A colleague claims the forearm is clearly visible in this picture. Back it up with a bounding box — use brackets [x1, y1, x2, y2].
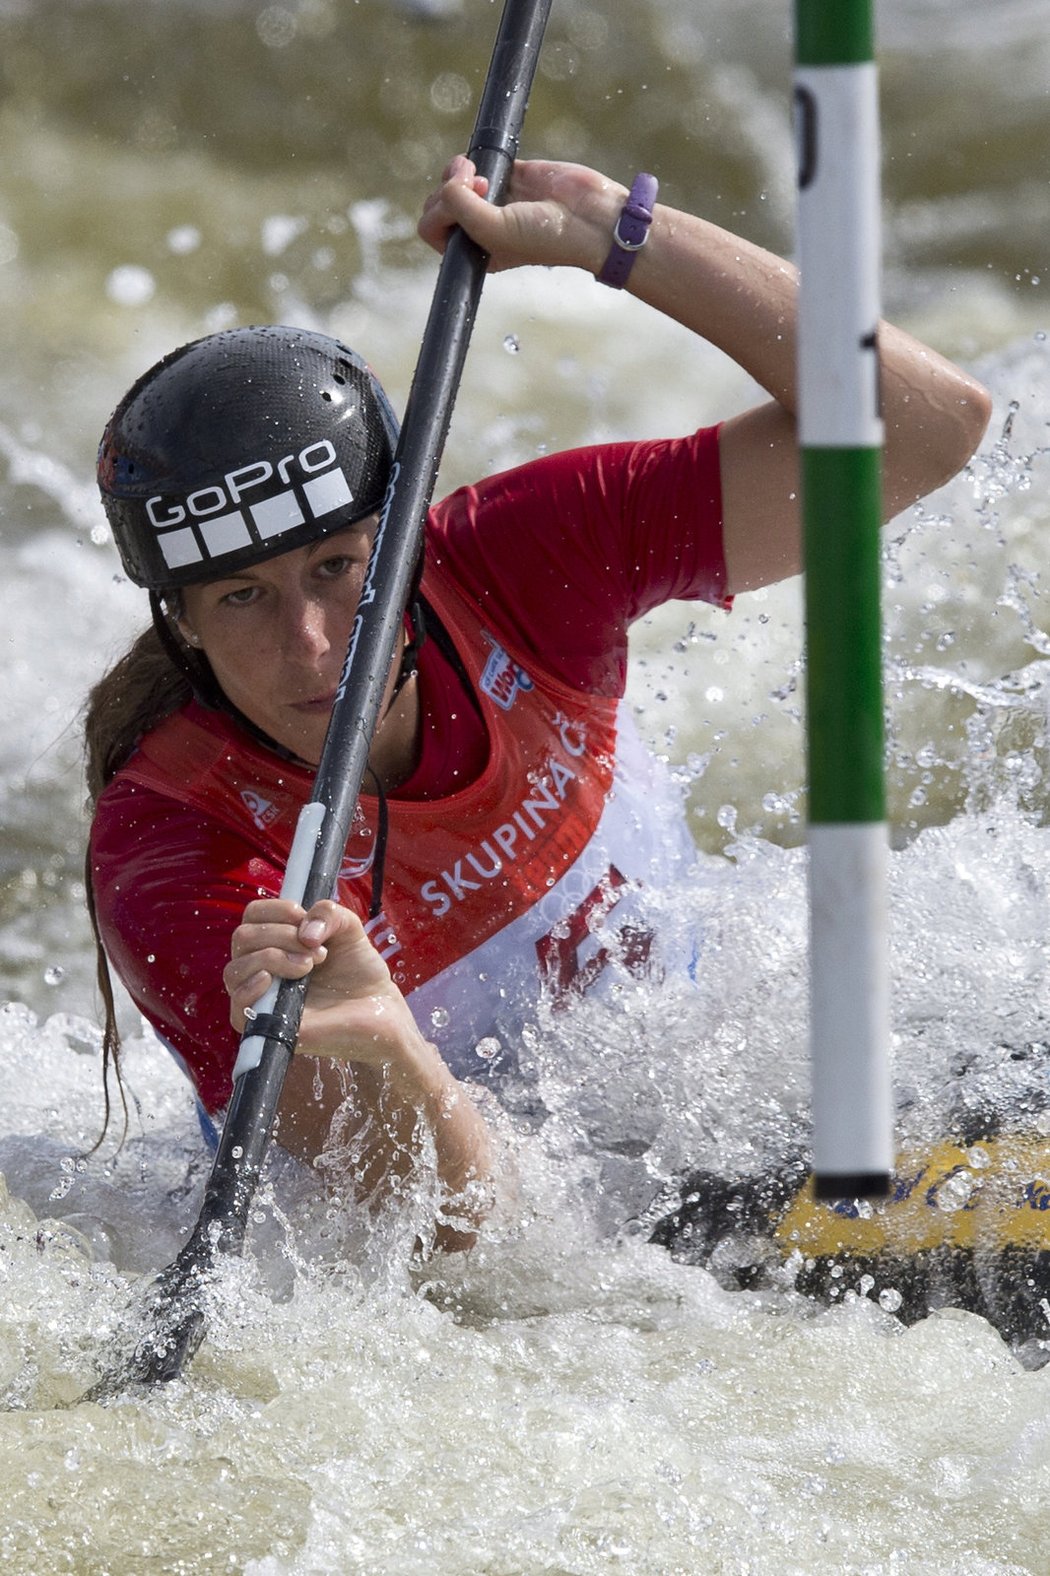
[232, 898, 496, 1251]
[424, 157, 991, 571]
[277, 1015, 495, 1252]
[578, 182, 801, 409]
[383, 1039, 496, 1249]
[539, 170, 990, 593]
[578, 181, 990, 508]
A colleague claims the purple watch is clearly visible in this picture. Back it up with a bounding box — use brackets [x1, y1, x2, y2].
[597, 173, 659, 289]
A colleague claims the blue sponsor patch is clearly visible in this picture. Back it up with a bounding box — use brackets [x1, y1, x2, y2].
[480, 634, 534, 711]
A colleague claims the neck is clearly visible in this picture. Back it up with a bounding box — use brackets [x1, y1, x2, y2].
[367, 670, 422, 793]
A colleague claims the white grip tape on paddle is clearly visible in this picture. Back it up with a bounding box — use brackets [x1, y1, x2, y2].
[796, 63, 883, 448]
[808, 822, 893, 1176]
[233, 800, 327, 1080]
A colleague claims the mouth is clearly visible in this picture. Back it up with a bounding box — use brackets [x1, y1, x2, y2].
[289, 690, 337, 715]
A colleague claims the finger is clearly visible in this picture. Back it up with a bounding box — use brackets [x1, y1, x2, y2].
[226, 966, 274, 1032]
[225, 964, 271, 1004]
[230, 920, 312, 960]
[418, 164, 493, 249]
[298, 899, 365, 948]
[240, 898, 307, 928]
[224, 944, 320, 995]
[441, 152, 476, 183]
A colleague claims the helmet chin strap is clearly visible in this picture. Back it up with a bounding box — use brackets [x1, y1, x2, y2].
[390, 597, 427, 704]
[149, 592, 225, 710]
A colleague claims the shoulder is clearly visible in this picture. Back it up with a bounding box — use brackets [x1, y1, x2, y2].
[430, 429, 720, 533]
[422, 428, 727, 689]
[91, 775, 278, 916]
[89, 703, 287, 920]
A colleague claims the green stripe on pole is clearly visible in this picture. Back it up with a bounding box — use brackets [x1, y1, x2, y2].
[803, 445, 885, 824]
[795, 0, 874, 66]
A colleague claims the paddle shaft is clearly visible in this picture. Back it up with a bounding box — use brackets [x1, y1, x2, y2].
[139, 0, 554, 1381]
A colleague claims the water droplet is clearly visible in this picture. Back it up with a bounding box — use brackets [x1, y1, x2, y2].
[502, 334, 520, 355]
[879, 1287, 903, 1313]
[105, 264, 156, 307]
[166, 225, 201, 255]
[430, 1007, 450, 1030]
[475, 1037, 501, 1061]
[934, 1169, 976, 1211]
[43, 965, 64, 987]
[256, 4, 297, 47]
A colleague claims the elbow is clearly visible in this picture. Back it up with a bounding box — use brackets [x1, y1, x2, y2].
[883, 369, 993, 514]
[951, 374, 994, 471]
[921, 370, 994, 490]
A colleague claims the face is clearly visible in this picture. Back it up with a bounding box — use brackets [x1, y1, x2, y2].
[178, 519, 400, 766]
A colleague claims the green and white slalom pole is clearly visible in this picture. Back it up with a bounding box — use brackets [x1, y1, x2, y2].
[794, 0, 892, 1199]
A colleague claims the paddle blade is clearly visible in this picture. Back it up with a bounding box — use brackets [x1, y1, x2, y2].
[81, 1239, 214, 1400]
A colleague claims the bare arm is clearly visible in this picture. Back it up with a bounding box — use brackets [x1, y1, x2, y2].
[225, 898, 495, 1252]
[418, 157, 992, 595]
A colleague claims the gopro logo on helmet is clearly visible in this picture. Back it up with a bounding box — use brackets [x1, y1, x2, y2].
[147, 439, 355, 573]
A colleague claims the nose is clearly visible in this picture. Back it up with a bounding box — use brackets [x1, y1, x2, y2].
[280, 591, 331, 661]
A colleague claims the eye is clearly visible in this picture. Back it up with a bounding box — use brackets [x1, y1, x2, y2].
[316, 553, 356, 579]
[219, 584, 260, 608]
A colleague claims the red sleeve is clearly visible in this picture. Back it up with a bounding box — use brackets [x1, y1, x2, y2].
[427, 425, 727, 695]
[90, 779, 284, 1114]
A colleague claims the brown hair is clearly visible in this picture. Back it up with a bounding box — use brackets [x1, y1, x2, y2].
[83, 619, 192, 1143]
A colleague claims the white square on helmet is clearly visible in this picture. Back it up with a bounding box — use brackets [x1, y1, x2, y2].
[303, 466, 353, 520]
[251, 490, 304, 540]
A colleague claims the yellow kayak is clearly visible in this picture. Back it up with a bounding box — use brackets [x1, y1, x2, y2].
[651, 1134, 1050, 1360]
[777, 1135, 1050, 1256]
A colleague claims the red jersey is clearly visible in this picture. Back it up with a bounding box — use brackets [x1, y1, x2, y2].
[90, 430, 727, 1113]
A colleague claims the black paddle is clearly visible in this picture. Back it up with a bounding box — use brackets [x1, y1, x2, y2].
[87, 0, 554, 1396]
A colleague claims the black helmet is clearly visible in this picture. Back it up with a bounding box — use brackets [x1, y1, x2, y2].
[97, 325, 399, 591]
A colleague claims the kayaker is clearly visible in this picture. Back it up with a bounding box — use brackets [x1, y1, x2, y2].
[84, 156, 992, 1249]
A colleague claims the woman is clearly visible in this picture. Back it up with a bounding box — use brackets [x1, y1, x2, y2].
[85, 156, 991, 1251]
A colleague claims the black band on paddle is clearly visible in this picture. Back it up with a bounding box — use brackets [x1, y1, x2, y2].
[812, 1171, 891, 1201]
[241, 1012, 299, 1055]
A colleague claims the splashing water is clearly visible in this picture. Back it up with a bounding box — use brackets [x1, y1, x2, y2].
[1, 0, 1050, 1565]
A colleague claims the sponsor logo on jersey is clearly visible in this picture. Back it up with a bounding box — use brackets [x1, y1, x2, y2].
[240, 788, 281, 829]
[535, 864, 654, 1005]
[479, 633, 534, 711]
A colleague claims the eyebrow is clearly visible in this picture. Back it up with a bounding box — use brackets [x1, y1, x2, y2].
[205, 570, 261, 589]
[306, 523, 373, 557]
[201, 525, 374, 592]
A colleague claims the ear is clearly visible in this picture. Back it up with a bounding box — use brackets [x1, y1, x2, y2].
[174, 616, 202, 649]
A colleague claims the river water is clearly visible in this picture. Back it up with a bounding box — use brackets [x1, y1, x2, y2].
[2, 0, 1050, 1570]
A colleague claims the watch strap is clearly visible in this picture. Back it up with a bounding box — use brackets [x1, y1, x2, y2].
[597, 173, 659, 289]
